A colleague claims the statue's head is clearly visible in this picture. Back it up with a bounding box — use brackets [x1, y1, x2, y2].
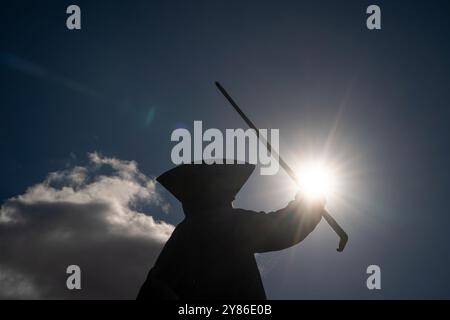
[156, 160, 255, 217]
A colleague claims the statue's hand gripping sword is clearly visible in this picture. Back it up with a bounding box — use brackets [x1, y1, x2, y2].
[215, 81, 348, 252]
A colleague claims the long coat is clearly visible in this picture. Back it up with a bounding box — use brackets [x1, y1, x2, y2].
[137, 200, 318, 300]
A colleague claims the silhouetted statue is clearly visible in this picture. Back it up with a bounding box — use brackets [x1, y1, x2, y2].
[137, 162, 324, 300]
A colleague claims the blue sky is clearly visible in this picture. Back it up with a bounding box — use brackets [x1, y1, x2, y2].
[1, 0, 450, 298]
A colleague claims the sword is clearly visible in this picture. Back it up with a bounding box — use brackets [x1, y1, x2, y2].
[215, 81, 348, 252]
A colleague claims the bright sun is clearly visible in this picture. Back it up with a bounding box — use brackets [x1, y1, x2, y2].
[296, 162, 336, 199]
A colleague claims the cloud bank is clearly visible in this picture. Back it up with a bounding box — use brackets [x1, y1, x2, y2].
[0, 153, 174, 299]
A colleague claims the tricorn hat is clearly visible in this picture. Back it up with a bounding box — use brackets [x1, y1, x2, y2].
[157, 161, 255, 204]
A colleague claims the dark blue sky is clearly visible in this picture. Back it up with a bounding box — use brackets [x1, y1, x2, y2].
[1, 0, 450, 298]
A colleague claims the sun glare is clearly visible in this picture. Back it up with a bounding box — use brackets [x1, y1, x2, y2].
[296, 162, 336, 200]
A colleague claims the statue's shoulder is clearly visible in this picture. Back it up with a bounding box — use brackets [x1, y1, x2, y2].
[232, 208, 265, 216]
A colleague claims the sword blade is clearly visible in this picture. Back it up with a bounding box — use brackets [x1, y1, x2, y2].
[215, 81, 348, 252]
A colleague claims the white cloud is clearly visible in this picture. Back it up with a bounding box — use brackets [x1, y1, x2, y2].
[0, 152, 174, 299]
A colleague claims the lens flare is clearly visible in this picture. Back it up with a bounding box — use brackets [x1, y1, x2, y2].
[296, 162, 335, 199]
